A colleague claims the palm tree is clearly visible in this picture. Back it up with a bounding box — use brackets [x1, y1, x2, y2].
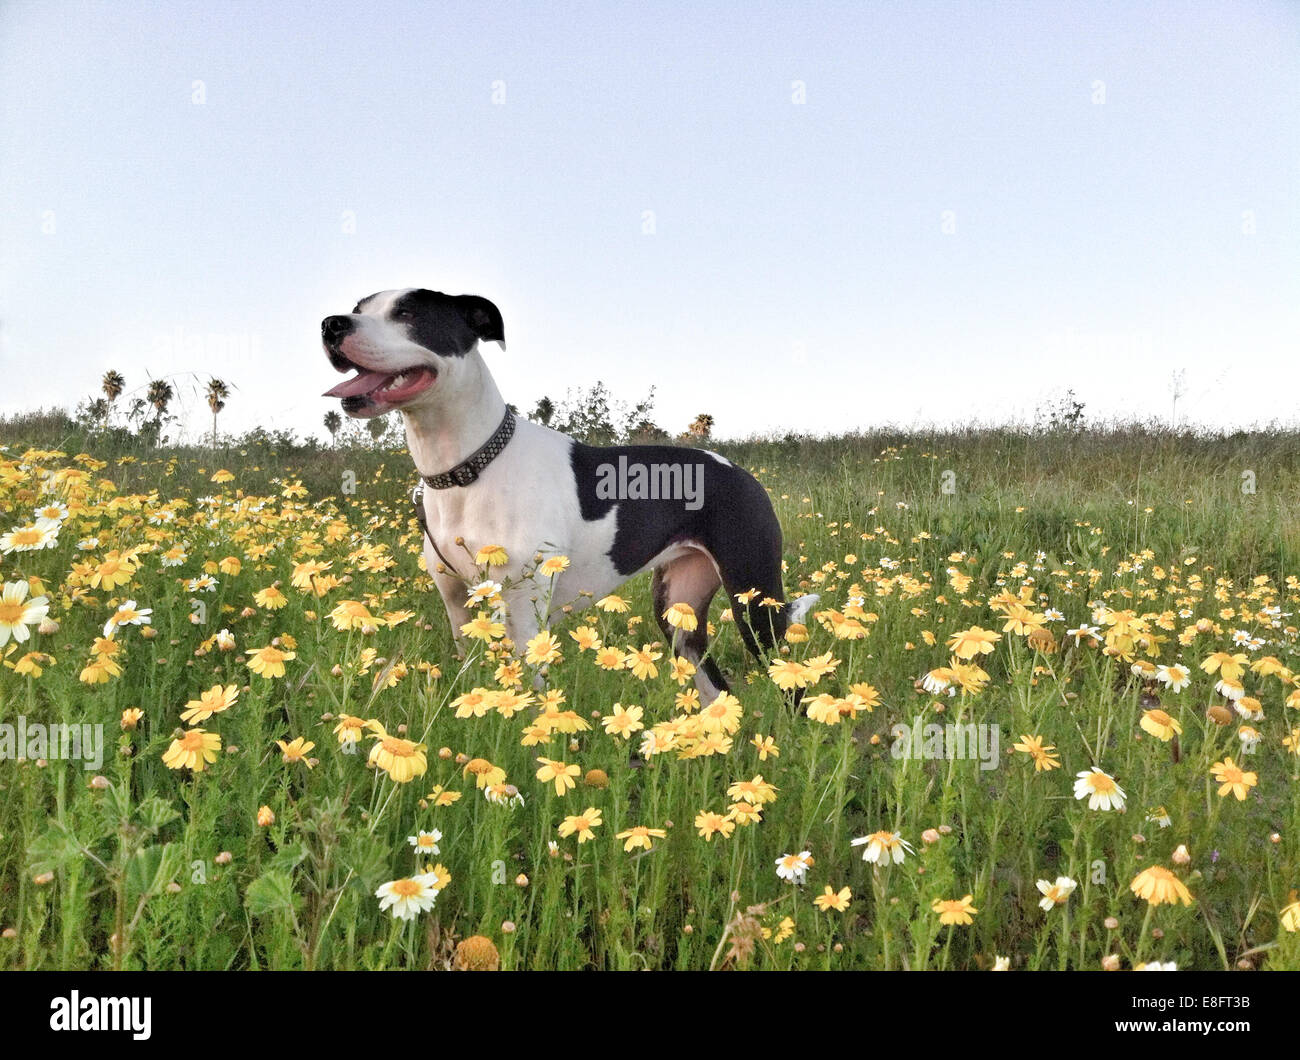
[101, 370, 124, 430]
[688, 413, 714, 440]
[530, 396, 555, 426]
[323, 410, 342, 446]
[145, 378, 174, 444]
[206, 378, 230, 447]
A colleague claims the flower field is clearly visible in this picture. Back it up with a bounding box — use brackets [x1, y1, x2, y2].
[3, 426, 1300, 971]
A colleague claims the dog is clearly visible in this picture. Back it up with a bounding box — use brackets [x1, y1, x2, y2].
[321, 288, 817, 701]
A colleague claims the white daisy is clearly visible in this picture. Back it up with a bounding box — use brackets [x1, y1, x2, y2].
[774, 851, 814, 884]
[850, 830, 915, 865]
[103, 599, 153, 638]
[0, 580, 50, 647]
[1036, 876, 1077, 912]
[1073, 768, 1126, 812]
[406, 829, 443, 855]
[1155, 664, 1190, 692]
[374, 872, 440, 920]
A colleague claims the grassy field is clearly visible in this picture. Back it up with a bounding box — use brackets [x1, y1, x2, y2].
[2, 417, 1300, 970]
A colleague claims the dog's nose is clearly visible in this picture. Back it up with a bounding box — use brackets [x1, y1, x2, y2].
[321, 315, 353, 343]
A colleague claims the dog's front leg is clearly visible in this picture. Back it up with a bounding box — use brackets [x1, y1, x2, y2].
[430, 567, 472, 662]
[503, 593, 545, 690]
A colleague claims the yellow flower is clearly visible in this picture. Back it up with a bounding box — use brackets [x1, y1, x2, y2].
[538, 555, 570, 577]
[694, 810, 735, 841]
[162, 728, 222, 773]
[525, 631, 562, 666]
[727, 775, 778, 805]
[329, 599, 383, 632]
[615, 825, 667, 852]
[89, 552, 137, 591]
[1129, 865, 1194, 907]
[452, 688, 494, 719]
[1210, 757, 1257, 801]
[254, 585, 288, 610]
[246, 644, 295, 679]
[79, 655, 122, 684]
[475, 544, 509, 567]
[624, 643, 662, 680]
[120, 707, 144, 730]
[569, 626, 602, 651]
[333, 714, 367, 745]
[366, 725, 428, 783]
[595, 594, 630, 613]
[461, 612, 505, 642]
[1201, 651, 1248, 682]
[946, 626, 1000, 660]
[276, 736, 315, 767]
[257, 805, 275, 827]
[602, 703, 644, 739]
[180, 684, 238, 724]
[768, 659, 809, 690]
[535, 757, 580, 796]
[662, 602, 698, 632]
[593, 645, 626, 670]
[814, 886, 852, 912]
[558, 807, 602, 842]
[1280, 893, 1300, 934]
[699, 691, 743, 735]
[427, 784, 463, 808]
[1139, 709, 1182, 742]
[932, 894, 979, 925]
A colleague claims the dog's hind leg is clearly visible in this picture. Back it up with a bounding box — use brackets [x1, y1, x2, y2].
[651, 550, 727, 702]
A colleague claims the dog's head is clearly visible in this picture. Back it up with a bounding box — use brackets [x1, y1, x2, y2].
[320, 289, 505, 418]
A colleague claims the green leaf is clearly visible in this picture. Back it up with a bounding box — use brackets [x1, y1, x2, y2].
[267, 842, 307, 875]
[126, 842, 182, 896]
[245, 870, 296, 917]
[136, 795, 181, 835]
[27, 822, 84, 875]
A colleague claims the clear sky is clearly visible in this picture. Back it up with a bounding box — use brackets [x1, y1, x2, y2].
[1, 0, 1296, 443]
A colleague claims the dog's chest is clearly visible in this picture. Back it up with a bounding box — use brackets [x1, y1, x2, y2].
[418, 437, 624, 600]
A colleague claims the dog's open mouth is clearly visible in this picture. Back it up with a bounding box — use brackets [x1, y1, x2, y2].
[323, 364, 437, 410]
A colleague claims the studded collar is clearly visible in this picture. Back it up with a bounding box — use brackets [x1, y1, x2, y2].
[421, 408, 515, 490]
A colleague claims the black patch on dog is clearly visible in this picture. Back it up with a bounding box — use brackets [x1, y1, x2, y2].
[391, 290, 505, 357]
[568, 442, 789, 657]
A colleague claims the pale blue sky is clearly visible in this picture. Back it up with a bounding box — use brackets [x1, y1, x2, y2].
[1, 0, 1296, 442]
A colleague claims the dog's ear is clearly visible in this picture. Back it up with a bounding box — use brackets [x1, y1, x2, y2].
[453, 295, 505, 348]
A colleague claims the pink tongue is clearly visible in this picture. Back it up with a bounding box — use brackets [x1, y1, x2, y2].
[323, 370, 391, 398]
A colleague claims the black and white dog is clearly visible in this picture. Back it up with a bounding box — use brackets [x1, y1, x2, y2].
[321, 289, 816, 701]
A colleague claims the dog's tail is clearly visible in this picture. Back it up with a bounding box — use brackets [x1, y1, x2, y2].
[788, 592, 820, 626]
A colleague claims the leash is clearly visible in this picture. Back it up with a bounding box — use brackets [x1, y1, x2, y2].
[411, 408, 517, 578]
